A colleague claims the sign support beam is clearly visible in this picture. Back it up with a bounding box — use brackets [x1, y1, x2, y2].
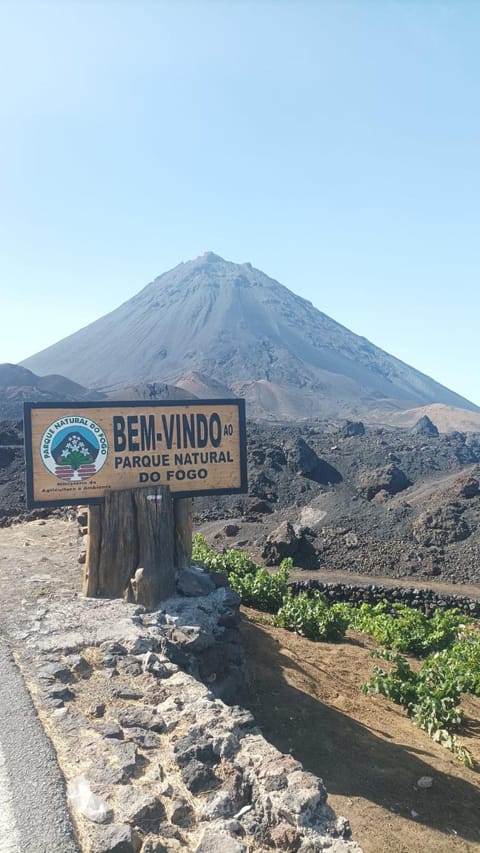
[173, 497, 193, 569]
[83, 486, 177, 608]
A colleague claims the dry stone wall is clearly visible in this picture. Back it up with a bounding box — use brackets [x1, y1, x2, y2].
[288, 580, 480, 618]
[13, 565, 362, 853]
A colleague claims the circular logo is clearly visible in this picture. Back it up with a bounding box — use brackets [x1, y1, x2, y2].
[41, 417, 108, 483]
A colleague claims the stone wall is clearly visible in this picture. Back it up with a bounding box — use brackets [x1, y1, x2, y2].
[13, 564, 362, 853]
[288, 580, 480, 618]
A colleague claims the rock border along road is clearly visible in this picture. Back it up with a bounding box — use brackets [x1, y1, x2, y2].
[0, 639, 78, 853]
[0, 517, 362, 852]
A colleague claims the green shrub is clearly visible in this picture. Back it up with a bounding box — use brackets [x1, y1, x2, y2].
[191, 535, 480, 763]
[437, 631, 480, 695]
[230, 563, 290, 613]
[192, 534, 290, 612]
[363, 633, 480, 767]
[345, 600, 466, 656]
[273, 591, 349, 641]
[192, 533, 258, 576]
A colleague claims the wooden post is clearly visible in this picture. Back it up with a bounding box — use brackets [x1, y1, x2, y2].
[173, 497, 193, 568]
[83, 486, 176, 608]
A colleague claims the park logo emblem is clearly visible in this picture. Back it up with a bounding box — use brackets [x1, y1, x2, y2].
[40, 417, 108, 482]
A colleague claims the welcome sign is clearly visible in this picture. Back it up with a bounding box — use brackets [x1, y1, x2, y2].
[24, 399, 247, 508]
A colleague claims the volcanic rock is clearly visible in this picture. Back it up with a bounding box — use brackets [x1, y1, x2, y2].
[357, 465, 411, 501]
[340, 420, 365, 438]
[263, 521, 300, 564]
[286, 438, 342, 484]
[454, 473, 480, 499]
[412, 415, 439, 437]
[413, 504, 471, 547]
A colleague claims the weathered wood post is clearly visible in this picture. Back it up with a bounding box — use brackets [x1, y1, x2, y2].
[83, 486, 177, 607]
[173, 497, 193, 568]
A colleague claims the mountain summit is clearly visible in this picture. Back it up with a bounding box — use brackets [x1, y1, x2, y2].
[21, 254, 478, 419]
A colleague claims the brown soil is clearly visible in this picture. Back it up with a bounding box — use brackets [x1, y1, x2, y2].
[241, 608, 480, 853]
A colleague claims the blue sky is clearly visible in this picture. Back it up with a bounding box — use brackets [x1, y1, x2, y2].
[1, 1, 479, 405]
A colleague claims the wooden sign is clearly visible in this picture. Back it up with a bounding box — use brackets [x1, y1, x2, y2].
[24, 399, 247, 508]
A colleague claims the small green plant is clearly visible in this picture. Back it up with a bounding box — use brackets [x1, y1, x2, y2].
[192, 534, 290, 611]
[230, 562, 291, 613]
[192, 533, 258, 576]
[363, 634, 480, 767]
[31, 586, 50, 599]
[435, 631, 480, 695]
[344, 600, 466, 656]
[273, 590, 349, 641]
[192, 535, 479, 764]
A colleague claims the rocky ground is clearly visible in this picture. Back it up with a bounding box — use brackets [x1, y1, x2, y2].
[0, 420, 27, 521]
[2, 417, 480, 585]
[195, 418, 480, 586]
[1, 517, 479, 852]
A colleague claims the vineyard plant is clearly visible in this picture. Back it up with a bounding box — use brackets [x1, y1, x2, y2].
[192, 535, 480, 764]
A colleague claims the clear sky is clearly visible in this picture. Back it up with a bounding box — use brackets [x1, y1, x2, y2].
[1, 0, 479, 405]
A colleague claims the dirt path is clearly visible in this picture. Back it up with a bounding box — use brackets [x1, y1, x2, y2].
[241, 609, 480, 853]
[389, 466, 478, 509]
[0, 518, 79, 634]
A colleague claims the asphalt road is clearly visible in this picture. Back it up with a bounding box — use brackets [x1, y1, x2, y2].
[0, 639, 78, 853]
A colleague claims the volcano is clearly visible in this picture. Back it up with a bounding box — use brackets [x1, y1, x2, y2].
[21, 253, 479, 420]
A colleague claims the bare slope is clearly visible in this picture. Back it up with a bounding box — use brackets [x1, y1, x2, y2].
[21, 253, 478, 418]
[0, 363, 105, 419]
[381, 404, 480, 434]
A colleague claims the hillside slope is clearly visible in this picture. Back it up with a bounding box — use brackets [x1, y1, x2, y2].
[0, 363, 105, 419]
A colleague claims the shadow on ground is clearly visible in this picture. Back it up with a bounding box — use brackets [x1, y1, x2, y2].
[240, 618, 480, 846]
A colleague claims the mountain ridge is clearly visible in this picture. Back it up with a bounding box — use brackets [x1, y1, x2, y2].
[0, 363, 106, 419]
